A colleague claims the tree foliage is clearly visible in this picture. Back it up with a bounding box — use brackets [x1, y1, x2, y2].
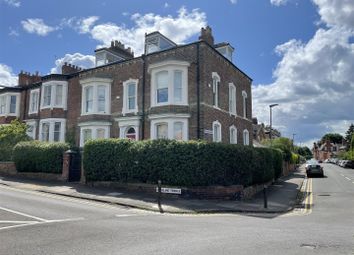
[0, 119, 30, 161]
[262, 137, 293, 162]
[320, 133, 343, 144]
[295, 146, 312, 160]
[345, 123, 354, 145]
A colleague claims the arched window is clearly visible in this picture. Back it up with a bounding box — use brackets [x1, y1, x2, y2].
[243, 129, 249, 145]
[125, 127, 137, 140]
[213, 120, 222, 142]
[230, 126, 237, 144]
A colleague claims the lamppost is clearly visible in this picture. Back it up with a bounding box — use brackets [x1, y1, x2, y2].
[269, 104, 279, 140]
[292, 133, 296, 149]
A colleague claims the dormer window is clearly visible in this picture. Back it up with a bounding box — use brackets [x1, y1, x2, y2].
[215, 43, 234, 62]
[95, 41, 134, 67]
[145, 32, 177, 54]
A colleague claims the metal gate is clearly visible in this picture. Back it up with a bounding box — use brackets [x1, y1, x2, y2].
[68, 151, 81, 182]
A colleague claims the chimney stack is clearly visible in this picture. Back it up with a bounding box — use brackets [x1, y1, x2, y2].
[18, 71, 41, 86]
[199, 26, 214, 46]
[62, 62, 83, 74]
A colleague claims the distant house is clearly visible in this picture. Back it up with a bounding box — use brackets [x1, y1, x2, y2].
[0, 26, 253, 147]
[312, 140, 346, 161]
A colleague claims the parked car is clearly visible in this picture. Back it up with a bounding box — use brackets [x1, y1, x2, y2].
[305, 159, 324, 177]
[342, 160, 354, 169]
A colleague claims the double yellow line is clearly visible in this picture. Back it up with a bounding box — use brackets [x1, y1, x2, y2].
[303, 178, 313, 214]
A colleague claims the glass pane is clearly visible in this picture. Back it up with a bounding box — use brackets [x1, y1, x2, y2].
[157, 88, 168, 103]
[156, 71, 168, 89]
[98, 86, 106, 112]
[55, 85, 63, 105]
[41, 123, 49, 141]
[9, 96, 16, 113]
[174, 71, 182, 102]
[213, 124, 220, 142]
[0, 96, 5, 114]
[83, 129, 92, 143]
[173, 122, 183, 140]
[97, 129, 105, 139]
[85, 87, 93, 113]
[156, 123, 168, 139]
[54, 122, 61, 141]
[44, 86, 51, 106]
[126, 127, 136, 140]
[31, 92, 38, 112]
[127, 83, 136, 110]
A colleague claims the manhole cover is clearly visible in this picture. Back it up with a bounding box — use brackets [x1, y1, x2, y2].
[318, 194, 330, 196]
[300, 244, 316, 249]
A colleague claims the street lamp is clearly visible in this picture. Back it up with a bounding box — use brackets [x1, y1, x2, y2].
[269, 104, 279, 140]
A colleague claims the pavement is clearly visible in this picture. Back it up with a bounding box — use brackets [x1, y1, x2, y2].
[0, 166, 306, 214]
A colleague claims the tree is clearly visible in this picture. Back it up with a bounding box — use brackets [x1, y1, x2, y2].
[0, 119, 31, 161]
[295, 146, 312, 160]
[345, 123, 354, 144]
[262, 137, 293, 162]
[320, 133, 343, 144]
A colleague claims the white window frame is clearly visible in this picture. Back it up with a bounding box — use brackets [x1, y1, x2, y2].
[212, 72, 220, 108]
[149, 114, 189, 141]
[25, 120, 37, 140]
[122, 79, 138, 115]
[148, 60, 190, 107]
[40, 81, 68, 110]
[38, 118, 66, 142]
[212, 120, 222, 142]
[80, 77, 112, 115]
[0, 93, 20, 117]
[230, 125, 237, 144]
[229, 83, 236, 115]
[29, 89, 40, 114]
[243, 129, 250, 145]
[78, 121, 111, 147]
[242, 90, 247, 118]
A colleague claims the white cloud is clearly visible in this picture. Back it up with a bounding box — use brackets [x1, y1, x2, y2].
[21, 18, 56, 36]
[50, 53, 95, 74]
[3, 0, 20, 7]
[230, 0, 237, 4]
[270, 0, 288, 6]
[313, 0, 354, 30]
[77, 16, 100, 34]
[253, 0, 354, 145]
[164, 2, 169, 8]
[0, 64, 18, 87]
[80, 7, 206, 56]
[8, 28, 19, 37]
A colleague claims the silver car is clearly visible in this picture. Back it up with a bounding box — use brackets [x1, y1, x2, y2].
[305, 159, 324, 177]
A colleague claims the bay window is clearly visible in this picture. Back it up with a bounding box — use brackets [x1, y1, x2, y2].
[39, 119, 66, 142]
[149, 61, 189, 107]
[41, 81, 67, 109]
[0, 93, 20, 117]
[80, 77, 112, 115]
[149, 114, 189, 141]
[29, 89, 39, 114]
[78, 122, 111, 147]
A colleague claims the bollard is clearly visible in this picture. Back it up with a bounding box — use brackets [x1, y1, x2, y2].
[263, 185, 268, 209]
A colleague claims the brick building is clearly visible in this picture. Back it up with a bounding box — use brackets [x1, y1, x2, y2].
[0, 26, 253, 147]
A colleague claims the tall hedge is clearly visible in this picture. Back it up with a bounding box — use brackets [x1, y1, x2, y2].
[13, 141, 70, 173]
[84, 139, 283, 187]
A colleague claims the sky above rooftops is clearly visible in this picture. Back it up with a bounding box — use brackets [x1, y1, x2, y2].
[0, 0, 353, 147]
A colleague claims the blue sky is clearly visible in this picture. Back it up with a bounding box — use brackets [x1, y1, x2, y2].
[1, 0, 353, 146]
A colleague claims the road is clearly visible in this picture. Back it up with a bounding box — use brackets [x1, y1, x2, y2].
[1, 164, 354, 255]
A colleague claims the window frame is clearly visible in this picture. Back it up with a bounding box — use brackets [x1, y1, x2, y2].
[40, 81, 68, 110]
[229, 83, 236, 115]
[242, 90, 248, 119]
[80, 78, 112, 116]
[122, 79, 139, 115]
[149, 114, 189, 141]
[212, 72, 220, 108]
[212, 120, 222, 142]
[78, 122, 111, 147]
[230, 125, 237, 144]
[29, 89, 40, 114]
[0, 93, 20, 117]
[25, 120, 37, 140]
[38, 118, 66, 142]
[243, 129, 250, 145]
[149, 61, 190, 107]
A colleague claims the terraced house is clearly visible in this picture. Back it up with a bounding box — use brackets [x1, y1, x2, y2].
[0, 26, 253, 147]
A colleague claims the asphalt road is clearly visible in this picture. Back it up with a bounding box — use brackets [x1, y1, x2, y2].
[1, 164, 354, 255]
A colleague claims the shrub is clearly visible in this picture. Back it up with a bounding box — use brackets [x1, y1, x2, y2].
[84, 139, 283, 187]
[0, 119, 30, 161]
[13, 141, 70, 173]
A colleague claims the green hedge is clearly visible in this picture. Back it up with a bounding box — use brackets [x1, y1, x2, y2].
[13, 141, 70, 173]
[84, 139, 283, 187]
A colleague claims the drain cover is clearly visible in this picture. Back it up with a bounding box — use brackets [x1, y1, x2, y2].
[318, 194, 330, 196]
[300, 244, 316, 249]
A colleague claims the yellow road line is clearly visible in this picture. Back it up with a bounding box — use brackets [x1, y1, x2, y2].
[304, 178, 313, 214]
